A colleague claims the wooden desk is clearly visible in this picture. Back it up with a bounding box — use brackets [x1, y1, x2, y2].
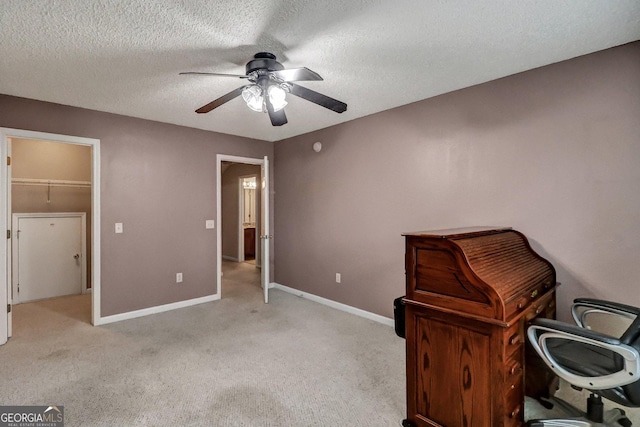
[402, 227, 557, 427]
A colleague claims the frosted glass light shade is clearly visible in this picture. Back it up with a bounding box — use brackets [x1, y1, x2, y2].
[242, 85, 263, 112]
[268, 85, 288, 112]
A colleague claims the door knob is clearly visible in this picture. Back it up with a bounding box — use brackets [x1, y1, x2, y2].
[73, 254, 80, 260]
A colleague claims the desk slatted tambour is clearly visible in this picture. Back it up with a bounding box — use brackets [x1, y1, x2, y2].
[402, 227, 558, 427]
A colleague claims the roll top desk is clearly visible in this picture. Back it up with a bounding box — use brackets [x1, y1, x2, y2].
[402, 227, 557, 427]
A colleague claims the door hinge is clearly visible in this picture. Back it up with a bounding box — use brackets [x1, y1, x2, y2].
[6, 156, 10, 166]
[7, 304, 10, 313]
[6, 230, 10, 239]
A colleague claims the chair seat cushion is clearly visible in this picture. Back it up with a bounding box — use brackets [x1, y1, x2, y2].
[547, 338, 640, 407]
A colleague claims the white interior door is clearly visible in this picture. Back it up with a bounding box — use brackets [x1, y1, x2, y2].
[261, 156, 270, 303]
[6, 141, 11, 338]
[14, 214, 84, 303]
[1, 138, 9, 345]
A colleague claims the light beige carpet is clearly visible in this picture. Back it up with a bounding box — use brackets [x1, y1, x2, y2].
[1, 261, 405, 426]
[2, 261, 638, 426]
[526, 383, 640, 425]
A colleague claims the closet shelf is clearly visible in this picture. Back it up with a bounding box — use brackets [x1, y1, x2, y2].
[11, 178, 91, 188]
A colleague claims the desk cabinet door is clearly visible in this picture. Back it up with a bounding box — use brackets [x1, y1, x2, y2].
[406, 307, 492, 427]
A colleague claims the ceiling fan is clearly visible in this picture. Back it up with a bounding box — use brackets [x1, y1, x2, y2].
[180, 52, 347, 126]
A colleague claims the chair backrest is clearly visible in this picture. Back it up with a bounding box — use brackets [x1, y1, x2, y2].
[621, 316, 640, 347]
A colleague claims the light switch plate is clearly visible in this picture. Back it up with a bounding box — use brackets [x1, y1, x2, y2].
[205, 220, 215, 229]
[115, 222, 123, 234]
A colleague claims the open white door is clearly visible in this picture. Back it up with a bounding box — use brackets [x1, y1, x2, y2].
[5, 140, 11, 340]
[261, 156, 270, 303]
[1, 135, 9, 345]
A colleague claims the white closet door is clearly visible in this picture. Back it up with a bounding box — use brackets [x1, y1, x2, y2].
[16, 216, 83, 303]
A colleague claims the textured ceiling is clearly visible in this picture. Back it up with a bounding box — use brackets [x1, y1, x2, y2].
[1, 1, 639, 142]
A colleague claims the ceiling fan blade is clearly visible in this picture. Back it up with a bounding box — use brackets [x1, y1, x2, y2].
[271, 67, 323, 82]
[288, 84, 347, 113]
[195, 86, 246, 114]
[265, 97, 288, 126]
[180, 72, 248, 79]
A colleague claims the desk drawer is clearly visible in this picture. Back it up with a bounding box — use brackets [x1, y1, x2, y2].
[505, 277, 554, 318]
[504, 403, 523, 427]
[505, 375, 524, 426]
[525, 292, 555, 323]
[505, 322, 523, 360]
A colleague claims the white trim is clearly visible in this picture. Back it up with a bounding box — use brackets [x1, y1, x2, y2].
[216, 154, 266, 300]
[95, 294, 220, 325]
[261, 156, 269, 303]
[272, 283, 395, 327]
[0, 132, 8, 345]
[0, 128, 100, 344]
[222, 255, 239, 262]
[238, 176, 244, 263]
[12, 212, 88, 302]
[1, 129, 100, 145]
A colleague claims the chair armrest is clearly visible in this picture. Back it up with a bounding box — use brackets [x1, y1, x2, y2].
[533, 318, 621, 345]
[572, 298, 640, 329]
[528, 318, 640, 390]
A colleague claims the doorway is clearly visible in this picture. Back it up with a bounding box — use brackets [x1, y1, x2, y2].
[1, 128, 101, 346]
[217, 155, 271, 303]
[239, 175, 258, 264]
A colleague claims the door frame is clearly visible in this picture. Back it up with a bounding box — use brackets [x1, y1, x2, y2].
[0, 128, 101, 346]
[12, 212, 88, 303]
[216, 155, 269, 298]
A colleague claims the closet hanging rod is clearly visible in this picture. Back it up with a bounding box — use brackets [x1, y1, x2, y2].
[11, 178, 92, 188]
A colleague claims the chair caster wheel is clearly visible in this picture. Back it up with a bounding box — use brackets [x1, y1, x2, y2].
[618, 417, 632, 427]
[538, 398, 554, 410]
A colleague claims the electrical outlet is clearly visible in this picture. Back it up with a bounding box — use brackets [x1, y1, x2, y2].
[115, 222, 123, 234]
[205, 220, 215, 229]
[176, 273, 183, 283]
[336, 273, 341, 283]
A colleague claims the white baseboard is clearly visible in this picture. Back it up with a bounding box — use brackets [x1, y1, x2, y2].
[95, 284, 393, 328]
[222, 255, 238, 262]
[272, 283, 394, 327]
[95, 293, 221, 325]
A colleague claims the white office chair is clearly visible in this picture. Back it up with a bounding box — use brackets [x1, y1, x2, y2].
[526, 298, 640, 426]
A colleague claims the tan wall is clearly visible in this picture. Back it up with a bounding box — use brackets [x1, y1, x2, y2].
[0, 95, 274, 317]
[221, 163, 261, 261]
[11, 138, 91, 180]
[274, 42, 640, 320]
[11, 138, 93, 288]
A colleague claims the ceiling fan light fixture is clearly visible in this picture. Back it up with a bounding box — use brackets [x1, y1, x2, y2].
[268, 84, 288, 112]
[183, 52, 347, 124]
[242, 84, 264, 112]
